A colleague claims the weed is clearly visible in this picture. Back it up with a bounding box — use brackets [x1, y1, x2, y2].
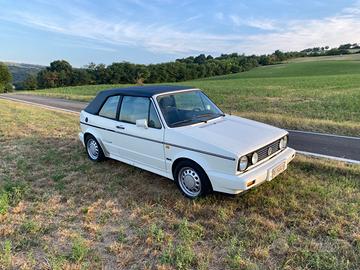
[2, 180, 28, 205]
[0, 240, 12, 268]
[70, 236, 89, 263]
[159, 241, 196, 270]
[0, 191, 9, 215]
[117, 225, 127, 243]
[20, 219, 42, 234]
[149, 224, 165, 244]
[226, 237, 246, 269]
[177, 219, 203, 242]
[47, 253, 66, 270]
[173, 243, 196, 270]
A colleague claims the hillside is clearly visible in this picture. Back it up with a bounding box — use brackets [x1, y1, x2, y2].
[203, 59, 360, 79]
[4, 62, 45, 85]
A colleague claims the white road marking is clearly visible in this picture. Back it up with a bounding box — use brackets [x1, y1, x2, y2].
[1, 95, 360, 164]
[287, 129, 360, 140]
[0, 95, 80, 114]
[297, 151, 360, 164]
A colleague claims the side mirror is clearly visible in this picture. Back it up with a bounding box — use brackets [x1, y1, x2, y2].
[136, 119, 148, 129]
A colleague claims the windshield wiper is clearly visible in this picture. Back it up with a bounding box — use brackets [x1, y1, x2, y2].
[193, 113, 214, 119]
[171, 113, 225, 127]
[170, 119, 195, 127]
[194, 113, 225, 120]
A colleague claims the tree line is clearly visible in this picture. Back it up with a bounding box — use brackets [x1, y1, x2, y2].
[18, 50, 299, 90]
[12, 43, 360, 90]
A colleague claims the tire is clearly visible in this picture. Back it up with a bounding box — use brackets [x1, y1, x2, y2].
[85, 135, 105, 162]
[174, 160, 212, 199]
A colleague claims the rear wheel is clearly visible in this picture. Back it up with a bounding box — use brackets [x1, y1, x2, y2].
[85, 135, 105, 162]
[174, 160, 212, 199]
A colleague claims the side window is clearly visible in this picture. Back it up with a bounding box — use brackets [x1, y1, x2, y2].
[119, 96, 149, 124]
[148, 102, 162, 129]
[98, 95, 120, 119]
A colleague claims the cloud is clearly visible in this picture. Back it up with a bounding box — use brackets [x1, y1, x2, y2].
[0, 1, 360, 57]
[229, 15, 277, 30]
[244, 8, 360, 53]
[184, 15, 203, 23]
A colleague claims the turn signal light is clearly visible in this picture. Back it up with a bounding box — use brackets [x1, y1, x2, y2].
[247, 180, 256, 187]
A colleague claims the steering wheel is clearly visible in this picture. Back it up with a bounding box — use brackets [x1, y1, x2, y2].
[193, 107, 202, 112]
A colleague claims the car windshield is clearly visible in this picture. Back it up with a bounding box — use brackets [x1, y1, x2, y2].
[157, 90, 224, 127]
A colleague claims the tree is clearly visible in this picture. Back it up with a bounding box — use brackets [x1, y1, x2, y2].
[49, 60, 73, 86]
[0, 62, 12, 93]
[194, 54, 206, 64]
[274, 50, 285, 61]
[37, 69, 59, 88]
[338, 43, 352, 50]
[22, 74, 38, 90]
[49, 60, 73, 73]
[72, 69, 92, 85]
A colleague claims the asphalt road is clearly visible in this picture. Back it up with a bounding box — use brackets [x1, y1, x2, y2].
[1, 93, 359, 163]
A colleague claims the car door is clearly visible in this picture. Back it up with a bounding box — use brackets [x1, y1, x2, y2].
[115, 96, 166, 171]
[93, 95, 123, 156]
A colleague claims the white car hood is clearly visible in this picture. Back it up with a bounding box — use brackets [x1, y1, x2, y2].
[171, 115, 287, 157]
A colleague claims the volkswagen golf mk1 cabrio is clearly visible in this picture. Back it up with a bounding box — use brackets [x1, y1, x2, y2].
[79, 85, 296, 198]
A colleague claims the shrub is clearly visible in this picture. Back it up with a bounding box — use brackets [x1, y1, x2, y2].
[4, 83, 14, 92]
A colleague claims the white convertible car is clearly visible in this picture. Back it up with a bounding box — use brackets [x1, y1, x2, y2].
[79, 85, 296, 198]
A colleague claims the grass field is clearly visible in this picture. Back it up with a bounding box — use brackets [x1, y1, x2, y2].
[19, 58, 360, 136]
[1, 99, 359, 269]
[285, 54, 360, 63]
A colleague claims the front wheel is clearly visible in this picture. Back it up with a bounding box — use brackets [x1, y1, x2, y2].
[85, 135, 105, 162]
[174, 161, 212, 199]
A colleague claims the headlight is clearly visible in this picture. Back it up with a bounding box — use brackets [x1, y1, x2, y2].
[251, 152, 258, 165]
[279, 136, 288, 149]
[238, 156, 248, 171]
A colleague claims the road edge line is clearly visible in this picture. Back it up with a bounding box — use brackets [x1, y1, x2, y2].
[0, 96, 80, 114]
[287, 129, 360, 140]
[297, 150, 360, 165]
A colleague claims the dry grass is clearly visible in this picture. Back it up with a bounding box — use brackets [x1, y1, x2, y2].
[0, 99, 359, 269]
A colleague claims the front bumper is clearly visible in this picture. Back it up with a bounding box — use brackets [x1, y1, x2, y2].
[208, 147, 296, 194]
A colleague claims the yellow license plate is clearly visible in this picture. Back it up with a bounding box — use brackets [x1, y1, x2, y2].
[269, 161, 286, 180]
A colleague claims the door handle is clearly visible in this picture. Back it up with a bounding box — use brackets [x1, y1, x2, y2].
[116, 125, 125, 130]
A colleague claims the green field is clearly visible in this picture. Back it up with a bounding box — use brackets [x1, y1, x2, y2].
[20, 58, 360, 136]
[285, 54, 360, 63]
[1, 99, 359, 269]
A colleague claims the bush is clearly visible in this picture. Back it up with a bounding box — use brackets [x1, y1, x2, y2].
[0, 63, 12, 92]
[4, 83, 14, 93]
[22, 74, 38, 90]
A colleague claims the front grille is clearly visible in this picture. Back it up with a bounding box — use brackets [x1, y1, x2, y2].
[249, 139, 281, 164]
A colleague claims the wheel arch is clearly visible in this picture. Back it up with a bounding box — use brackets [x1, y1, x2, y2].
[171, 157, 213, 191]
[83, 130, 109, 156]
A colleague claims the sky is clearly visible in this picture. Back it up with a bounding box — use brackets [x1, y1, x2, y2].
[0, 0, 360, 67]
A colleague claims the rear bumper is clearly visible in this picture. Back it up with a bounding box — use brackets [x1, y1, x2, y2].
[79, 132, 85, 146]
[208, 147, 296, 194]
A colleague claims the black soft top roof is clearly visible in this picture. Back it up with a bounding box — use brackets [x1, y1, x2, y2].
[84, 85, 194, 114]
